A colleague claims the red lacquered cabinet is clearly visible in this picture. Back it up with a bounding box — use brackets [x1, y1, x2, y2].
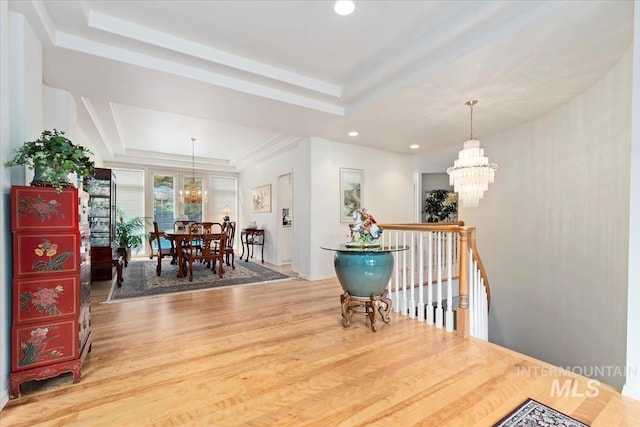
[9, 186, 93, 399]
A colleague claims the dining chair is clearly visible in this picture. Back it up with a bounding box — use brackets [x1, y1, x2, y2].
[182, 223, 226, 282]
[173, 220, 192, 232]
[152, 221, 176, 276]
[174, 220, 197, 253]
[224, 221, 236, 269]
[193, 222, 215, 255]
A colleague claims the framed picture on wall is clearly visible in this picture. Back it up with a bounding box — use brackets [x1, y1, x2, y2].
[340, 168, 363, 223]
[251, 184, 271, 213]
[282, 208, 291, 226]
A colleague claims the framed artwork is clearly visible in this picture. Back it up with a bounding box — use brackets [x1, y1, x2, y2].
[251, 184, 271, 213]
[340, 168, 363, 223]
[282, 208, 291, 226]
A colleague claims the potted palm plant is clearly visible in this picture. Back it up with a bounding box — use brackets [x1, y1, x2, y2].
[4, 129, 95, 192]
[115, 210, 150, 266]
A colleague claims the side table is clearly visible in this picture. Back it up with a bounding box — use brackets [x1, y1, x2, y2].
[321, 244, 408, 332]
[241, 228, 265, 263]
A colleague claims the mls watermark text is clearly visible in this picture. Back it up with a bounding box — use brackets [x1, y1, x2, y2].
[516, 365, 636, 398]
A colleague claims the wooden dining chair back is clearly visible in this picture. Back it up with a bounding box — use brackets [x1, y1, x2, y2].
[173, 220, 192, 232]
[224, 221, 236, 269]
[152, 221, 176, 276]
[182, 223, 226, 282]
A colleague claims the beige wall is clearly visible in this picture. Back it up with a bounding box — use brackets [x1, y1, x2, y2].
[461, 48, 632, 389]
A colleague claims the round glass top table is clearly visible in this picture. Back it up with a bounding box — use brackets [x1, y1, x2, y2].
[321, 244, 408, 332]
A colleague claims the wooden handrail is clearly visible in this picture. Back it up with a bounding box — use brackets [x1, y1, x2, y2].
[378, 222, 464, 233]
[376, 222, 490, 338]
[468, 227, 491, 311]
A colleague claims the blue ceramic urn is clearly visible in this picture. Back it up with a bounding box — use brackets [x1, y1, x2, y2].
[333, 251, 394, 297]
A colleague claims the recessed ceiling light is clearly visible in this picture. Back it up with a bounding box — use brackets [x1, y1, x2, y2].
[348, 131, 359, 137]
[409, 144, 420, 149]
[335, 1, 355, 16]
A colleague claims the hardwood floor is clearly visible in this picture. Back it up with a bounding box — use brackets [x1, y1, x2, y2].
[2, 261, 640, 426]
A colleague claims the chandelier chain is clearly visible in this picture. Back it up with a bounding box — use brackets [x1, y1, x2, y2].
[465, 100, 477, 140]
[191, 137, 196, 182]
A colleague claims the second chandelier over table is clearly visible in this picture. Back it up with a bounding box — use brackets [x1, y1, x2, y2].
[179, 137, 207, 205]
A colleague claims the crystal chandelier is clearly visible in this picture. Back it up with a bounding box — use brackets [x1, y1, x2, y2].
[179, 137, 207, 204]
[446, 100, 497, 207]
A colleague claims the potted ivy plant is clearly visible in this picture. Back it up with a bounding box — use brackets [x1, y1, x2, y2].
[115, 210, 150, 266]
[4, 129, 95, 192]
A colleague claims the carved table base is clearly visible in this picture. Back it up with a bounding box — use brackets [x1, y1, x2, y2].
[340, 290, 392, 332]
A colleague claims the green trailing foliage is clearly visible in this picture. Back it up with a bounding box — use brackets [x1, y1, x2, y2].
[5, 129, 95, 192]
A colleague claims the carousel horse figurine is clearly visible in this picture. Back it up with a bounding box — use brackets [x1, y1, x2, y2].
[351, 208, 383, 243]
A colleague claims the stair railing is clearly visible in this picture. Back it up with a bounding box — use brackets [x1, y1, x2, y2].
[377, 223, 490, 339]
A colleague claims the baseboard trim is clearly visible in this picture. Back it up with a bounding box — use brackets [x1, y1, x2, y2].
[622, 381, 640, 402]
[0, 389, 9, 411]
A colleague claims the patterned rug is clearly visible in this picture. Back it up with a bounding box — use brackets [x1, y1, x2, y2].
[106, 258, 291, 302]
[493, 398, 590, 427]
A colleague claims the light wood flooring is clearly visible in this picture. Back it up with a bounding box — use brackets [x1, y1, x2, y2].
[2, 261, 640, 426]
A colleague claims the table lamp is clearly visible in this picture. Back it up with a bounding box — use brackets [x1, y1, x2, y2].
[223, 205, 231, 225]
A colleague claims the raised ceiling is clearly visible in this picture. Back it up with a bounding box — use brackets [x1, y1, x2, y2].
[9, 0, 633, 172]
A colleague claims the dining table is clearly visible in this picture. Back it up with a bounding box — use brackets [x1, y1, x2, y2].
[164, 230, 219, 278]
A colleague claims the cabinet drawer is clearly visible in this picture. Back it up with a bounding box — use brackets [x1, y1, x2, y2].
[13, 276, 79, 324]
[11, 186, 79, 232]
[13, 233, 80, 277]
[12, 319, 78, 371]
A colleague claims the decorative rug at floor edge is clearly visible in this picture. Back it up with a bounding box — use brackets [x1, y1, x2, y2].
[492, 398, 590, 427]
[105, 258, 292, 303]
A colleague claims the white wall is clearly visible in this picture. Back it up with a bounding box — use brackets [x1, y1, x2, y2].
[305, 138, 415, 280]
[44, 87, 104, 167]
[623, 0, 640, 401]
[240, 137, 415, 280]
[0, 0, 10, 410]
[239, 143, 298, 267]
[276, 172, 292, 265]
[1, 10, 45, 409]
[460, 49, 632, 389]
[0, 12, 91, 409]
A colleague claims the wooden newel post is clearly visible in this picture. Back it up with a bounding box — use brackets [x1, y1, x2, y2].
[457, 227, 471, 337]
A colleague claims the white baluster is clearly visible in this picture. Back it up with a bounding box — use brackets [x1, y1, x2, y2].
[409, 231, 416, 318]
[427, 231, 433, 325]
[418, 231, 424, 322]
[436, 232, 443, 328]
[390, 230, 400, 313]
[446, 232, 454, 332]
[402, 231, 407, 316]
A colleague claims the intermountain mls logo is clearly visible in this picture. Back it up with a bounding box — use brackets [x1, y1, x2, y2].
[550, 378, 600, 398]
[517, 365, 636, 398]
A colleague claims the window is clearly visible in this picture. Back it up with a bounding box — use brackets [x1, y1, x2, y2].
[183, 176, 204, 222]
[113, 168, 145, 252]
[153, 173, 176, 232]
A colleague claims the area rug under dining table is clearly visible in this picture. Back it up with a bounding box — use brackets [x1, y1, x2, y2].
[106, 258, 291, 302]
